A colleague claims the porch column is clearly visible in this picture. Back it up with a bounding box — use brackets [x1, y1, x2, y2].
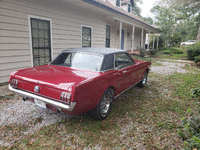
[119, 21, 122, 49]
[131, 25, 135, 53]
[153, 33, 155, 49]
[147, 31, 150, 50]
[157, 34, 159, 49]
[141, 28, 144, 48]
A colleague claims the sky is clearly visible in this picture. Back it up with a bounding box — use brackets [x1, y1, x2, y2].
[138, 0, 158, 18]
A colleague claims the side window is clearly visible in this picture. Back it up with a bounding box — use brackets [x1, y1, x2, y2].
[64, 53, 75, 66]
[115, 53, 133, 69]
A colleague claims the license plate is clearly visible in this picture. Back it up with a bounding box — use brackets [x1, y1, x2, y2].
[34, 99, 46, 109]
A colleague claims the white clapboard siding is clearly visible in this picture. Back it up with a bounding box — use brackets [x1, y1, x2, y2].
[0, 0, 107, 83]
[0, 50, 31, 57]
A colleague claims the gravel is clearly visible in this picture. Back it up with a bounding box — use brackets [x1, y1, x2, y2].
[151, 61, 189, 75]
[0, 99, 70, 133]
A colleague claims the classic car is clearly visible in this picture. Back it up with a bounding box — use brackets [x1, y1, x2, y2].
[9, 48, 151, 120]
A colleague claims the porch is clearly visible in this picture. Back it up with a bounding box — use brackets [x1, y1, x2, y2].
[106, 18, 159, 54]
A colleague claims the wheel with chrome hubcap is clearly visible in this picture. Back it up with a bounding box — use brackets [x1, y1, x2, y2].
[136, 70, 148, 87]
[90, 88, 114, 120]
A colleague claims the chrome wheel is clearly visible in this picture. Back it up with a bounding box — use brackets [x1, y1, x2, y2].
[90, 88, 114, 120]
[100, 93, 111, 117]
[142, 72, 147, 85]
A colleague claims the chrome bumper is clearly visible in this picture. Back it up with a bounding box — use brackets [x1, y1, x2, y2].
[8, 84, 76, 111]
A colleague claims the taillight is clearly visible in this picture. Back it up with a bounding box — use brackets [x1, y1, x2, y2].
[60, 92, 71, 105]
[10, 79, 18, 88]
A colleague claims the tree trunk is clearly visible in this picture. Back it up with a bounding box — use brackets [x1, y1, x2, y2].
[197, 25, 200, 42]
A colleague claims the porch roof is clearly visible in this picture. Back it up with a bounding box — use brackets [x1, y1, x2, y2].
[82, 0, 159, 33]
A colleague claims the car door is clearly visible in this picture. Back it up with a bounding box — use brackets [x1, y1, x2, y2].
[114, 53, 134, 93]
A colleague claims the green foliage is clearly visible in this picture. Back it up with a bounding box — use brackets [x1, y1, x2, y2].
[143, 17, 153, 25]
[191, 88, 200, 98]
[194, 55, 200, 65]
[149, 49, 158, 55]
[163, 50, 172, 54]
[171, 48, 184, 54]
[178, 111, 200, 150]
[151, 0, 200, 47]
[187, 42, 200, 60]
[149, 35, 165, 49]
[138, 47, 145, 57]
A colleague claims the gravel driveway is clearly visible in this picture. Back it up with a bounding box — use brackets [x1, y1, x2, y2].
[0, 59, 197, 148]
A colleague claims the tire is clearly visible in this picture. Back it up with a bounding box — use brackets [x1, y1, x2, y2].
[136, 70, 148, 88]
[90, 88, 114, 120]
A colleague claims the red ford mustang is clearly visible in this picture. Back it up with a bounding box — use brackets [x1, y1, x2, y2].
[9, 48, 151, 120]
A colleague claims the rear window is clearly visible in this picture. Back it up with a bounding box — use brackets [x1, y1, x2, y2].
[50, 52, 103, 71]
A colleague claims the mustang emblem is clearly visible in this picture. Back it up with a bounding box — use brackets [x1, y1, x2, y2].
[34, 86, 40, 93]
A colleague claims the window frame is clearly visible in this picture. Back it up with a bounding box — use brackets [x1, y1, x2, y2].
[81, 25, 92, 48]
[105, 25, 111, 48]
[128, 3, 132, 13]
[114, 52, 135, 70]
[28, 15, 53, 67]
[116, 0, 121, 7]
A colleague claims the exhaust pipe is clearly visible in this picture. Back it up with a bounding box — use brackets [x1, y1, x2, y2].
[23, 97, 27, 101]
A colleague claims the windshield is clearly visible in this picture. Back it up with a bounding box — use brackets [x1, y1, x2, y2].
[50, 52, 103, 71]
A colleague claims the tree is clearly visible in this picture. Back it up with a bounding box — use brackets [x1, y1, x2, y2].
[151, 0, 200, 47]
[143, 17, 154, 25]
[166, 0, 200, 42]
[132, 0, 143, 17]
[151, 4, 177, 46]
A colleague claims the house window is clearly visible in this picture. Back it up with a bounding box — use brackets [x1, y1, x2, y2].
[30, 18, 51, 67]
[116, 0, 120, 7]
[82, 26, 92, 47]
[106, 25, 111, 48]
[128, 3, 131, 13]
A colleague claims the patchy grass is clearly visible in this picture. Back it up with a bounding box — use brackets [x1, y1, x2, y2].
[1, 62, 199, 149]
[153, 47, 188, 60]
[131, 54, 153, 62]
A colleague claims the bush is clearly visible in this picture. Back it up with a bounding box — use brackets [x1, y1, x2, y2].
[187, 42, 200, 60]
[171, 49, 184, 54]
[178, 110, 200, 150]
[139, 47, 145, 57]
[194, 55, 200, 65]
[163, 50, 172, 54]
[149, 49, 158, 55]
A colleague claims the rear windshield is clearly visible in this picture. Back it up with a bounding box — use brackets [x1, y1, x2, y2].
[50, 52, 103, 71]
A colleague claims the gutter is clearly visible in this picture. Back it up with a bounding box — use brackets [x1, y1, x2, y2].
[82, 0, 159, 32]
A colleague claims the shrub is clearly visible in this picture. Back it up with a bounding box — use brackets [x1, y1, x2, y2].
[194, 55, 200, 65]
[187, 42, 200, 60]
[171, 49, 184, 54]
[139, 47, 145, 57]
[149, 49, 158, 55]
[163, 50, 172, 54]
[178, 110, 200, 150]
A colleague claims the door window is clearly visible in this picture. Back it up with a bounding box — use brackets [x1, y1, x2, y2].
[115, 53, 133, 69]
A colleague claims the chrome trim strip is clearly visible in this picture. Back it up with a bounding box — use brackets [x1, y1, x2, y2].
[114, 80, 141, 99]
[9, 84, 76, 111]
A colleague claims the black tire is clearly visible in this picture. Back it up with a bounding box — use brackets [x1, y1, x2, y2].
[136, 70, 148, 88]
[90, 88, 114, 120]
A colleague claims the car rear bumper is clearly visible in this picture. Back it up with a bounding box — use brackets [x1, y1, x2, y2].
[8, 84, 76, 111]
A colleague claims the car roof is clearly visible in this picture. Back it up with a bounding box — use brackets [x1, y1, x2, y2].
[62, 47, 127, 55]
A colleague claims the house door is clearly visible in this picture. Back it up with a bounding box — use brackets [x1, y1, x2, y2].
[121, 29, 124, 50]
[106, 25, 111, 48]
[30, 18, 52, 67]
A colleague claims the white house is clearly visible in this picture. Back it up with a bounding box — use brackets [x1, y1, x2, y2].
[0, 0, 159, 84]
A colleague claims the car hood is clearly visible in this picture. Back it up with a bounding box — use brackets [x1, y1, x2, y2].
[13, 65, 100, 91]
